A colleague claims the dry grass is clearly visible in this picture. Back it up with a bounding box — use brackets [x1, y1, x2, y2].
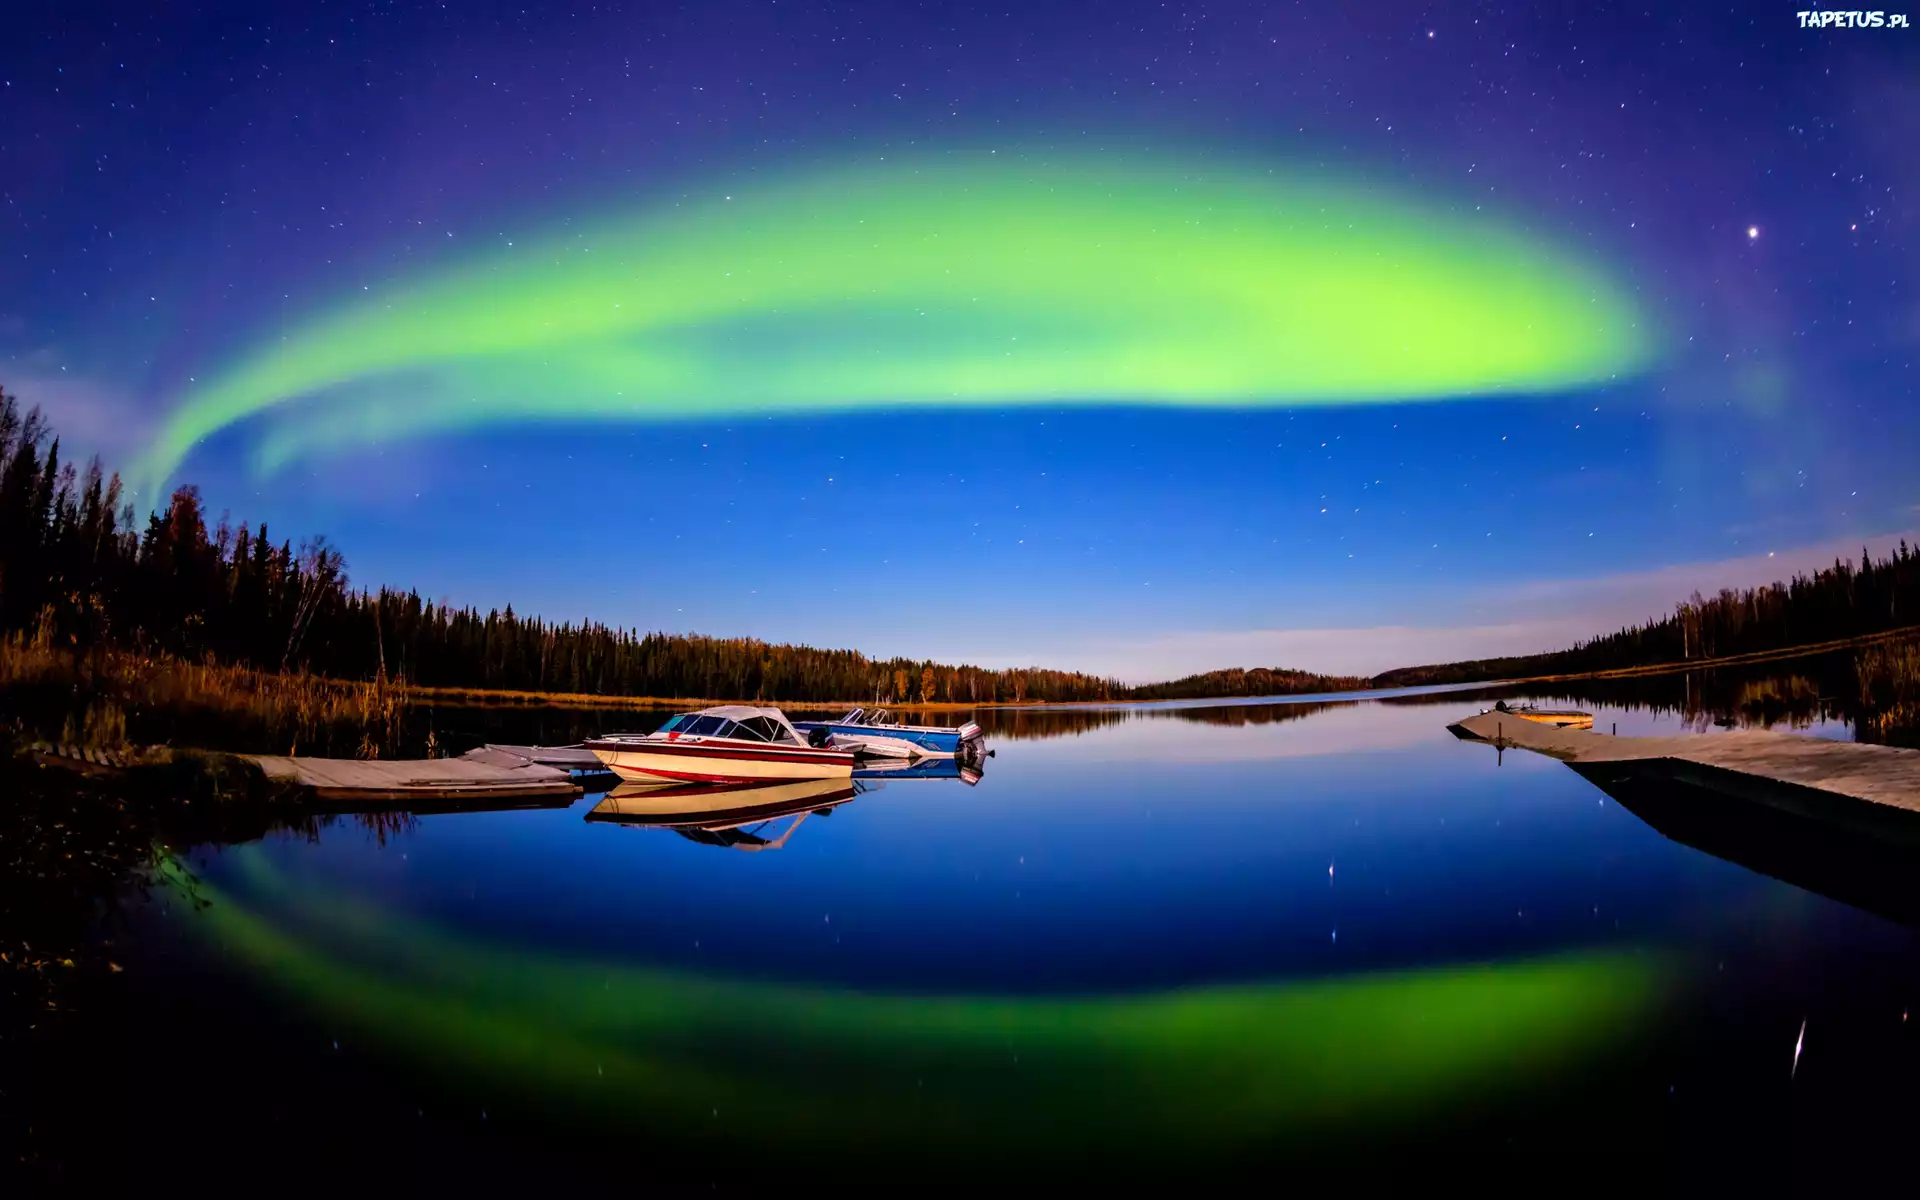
[0, 627, 408, 758]
[1856, 637, 1920, 743]
[1732, 674, 1828, 728]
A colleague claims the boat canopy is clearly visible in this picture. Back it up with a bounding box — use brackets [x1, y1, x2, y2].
[658, 705, 805, 745]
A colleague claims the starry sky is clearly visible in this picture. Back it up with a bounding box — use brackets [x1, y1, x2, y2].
[2, 1, 1914, 677]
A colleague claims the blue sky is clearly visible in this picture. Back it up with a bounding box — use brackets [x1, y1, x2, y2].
[2, 1, 1914, 678]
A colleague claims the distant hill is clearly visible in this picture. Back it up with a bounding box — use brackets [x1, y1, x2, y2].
[1126, 666, 1369, 701]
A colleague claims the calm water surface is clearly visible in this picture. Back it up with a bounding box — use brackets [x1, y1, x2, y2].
[27, 690, 1920, 1186]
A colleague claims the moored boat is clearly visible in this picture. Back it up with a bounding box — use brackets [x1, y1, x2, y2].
[585, 705, 855, 783]
[793, 707, 984, 759]
[1491, 701, 1594, 730]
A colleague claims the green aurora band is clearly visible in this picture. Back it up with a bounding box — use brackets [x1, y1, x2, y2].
[143, 153, 1655, 486]
[165, 849, 1667, 1161]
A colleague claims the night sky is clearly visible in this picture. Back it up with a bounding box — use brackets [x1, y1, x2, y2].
[2, 2, 1913, 677]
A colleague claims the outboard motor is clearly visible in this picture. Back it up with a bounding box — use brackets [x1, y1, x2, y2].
[807, 727, 834, 749]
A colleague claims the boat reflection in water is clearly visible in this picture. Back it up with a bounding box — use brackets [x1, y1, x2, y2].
[585, 746, 985, 850]
[586, 777, 868, 850]
[855, 752, 984, 785]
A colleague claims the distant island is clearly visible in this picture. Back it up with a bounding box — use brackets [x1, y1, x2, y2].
[0, 386, 1915, 724]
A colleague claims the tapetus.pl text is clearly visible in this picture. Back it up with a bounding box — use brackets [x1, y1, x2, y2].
[1795, 10, 1909, 26]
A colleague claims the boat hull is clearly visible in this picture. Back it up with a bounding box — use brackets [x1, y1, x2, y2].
[585, 739, 854, 784]
[830, 733, 927, 759]
[587, 777, 862, 825]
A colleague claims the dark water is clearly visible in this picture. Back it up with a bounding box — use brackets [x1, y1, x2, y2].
[15, 686, 1920, 1188]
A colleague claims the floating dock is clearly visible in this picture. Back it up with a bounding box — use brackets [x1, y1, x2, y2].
[1448, 709, 1920, 844]
[478, 743, 615, 774]
[245, 746, 582, 806]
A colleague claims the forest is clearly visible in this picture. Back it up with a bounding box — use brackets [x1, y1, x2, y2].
[0, 390, 1341, 705]
[6, 387, 1915, 705]
[1373, 543, 1920, 687]
[1125, 666, 1368, 700]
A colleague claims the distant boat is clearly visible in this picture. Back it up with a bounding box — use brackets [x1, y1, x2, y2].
[585, 705, 855, 784]
[793, 708, 985, 759]
[585, 777, 866, 851]
[1491, 700, 1594, 730]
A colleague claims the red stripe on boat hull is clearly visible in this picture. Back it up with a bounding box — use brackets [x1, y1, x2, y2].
[584, 740, 852, 767]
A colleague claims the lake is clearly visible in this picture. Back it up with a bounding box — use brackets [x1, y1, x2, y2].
[13, 685, 1920, 1187]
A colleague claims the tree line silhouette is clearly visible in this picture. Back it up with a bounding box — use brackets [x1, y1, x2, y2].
[0, 389, 1355, 704]
[7, 386, 1914, 704]
[1374, 544, 1920, 687]
[1126, 666, 1367, 700]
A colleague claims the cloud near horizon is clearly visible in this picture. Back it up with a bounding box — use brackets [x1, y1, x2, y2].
[1052, 529, 1920, 681]
[0, 368, 159, 490]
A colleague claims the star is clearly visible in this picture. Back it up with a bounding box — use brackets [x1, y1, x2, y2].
[1747, 225, 1760, 240]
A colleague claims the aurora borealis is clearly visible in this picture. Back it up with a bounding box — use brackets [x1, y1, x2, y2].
[164, 845, 1667, 1158]
[142, 154, 1653, 487]
[3, 0, 1915, 671]
[8, 5, 1920, 1186]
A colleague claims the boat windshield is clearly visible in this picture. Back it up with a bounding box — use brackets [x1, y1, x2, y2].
[736, 715, 798, 744]
[657, 711, 798, 743]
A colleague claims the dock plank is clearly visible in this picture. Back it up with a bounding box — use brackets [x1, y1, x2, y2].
[246, 752, 581, 803]
[477, 743, 611, 771]
[1449, 709, 1920, 813]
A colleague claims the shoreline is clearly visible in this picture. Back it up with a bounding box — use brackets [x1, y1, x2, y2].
[405, 685, 1057, 711]
[406, 629, 1918, 712]
[1443, 623, 1920, 689]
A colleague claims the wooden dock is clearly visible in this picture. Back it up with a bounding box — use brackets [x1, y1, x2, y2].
[1449, 709, 1920, 844]
[245, 747, 582, 806]
[479, 743, 614, 773]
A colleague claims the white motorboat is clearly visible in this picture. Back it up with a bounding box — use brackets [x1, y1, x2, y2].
[585, 705, 855, 784]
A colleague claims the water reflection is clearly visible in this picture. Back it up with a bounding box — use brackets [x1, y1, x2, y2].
[160, 847, 1666, 1168]
[20, 672, 1920, 1182]
[389, 645, 1918, 760]
[1576, 762, 1920, 930]
[1384, 649, 1914, 745]
[587, 778, 870, 850]
[856, 754, 984, 784]
[937, 653, 1917, 746]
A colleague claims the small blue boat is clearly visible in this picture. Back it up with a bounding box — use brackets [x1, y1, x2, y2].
[794, 708, 984, 759]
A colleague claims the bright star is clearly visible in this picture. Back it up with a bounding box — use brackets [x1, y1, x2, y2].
[1747, 225, 1759, 240]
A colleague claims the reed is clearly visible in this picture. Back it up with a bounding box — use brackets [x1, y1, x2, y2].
[1732, 674, 1826, 726]
[1855, 637, 1920, 744]
[0, 621, 409, 759]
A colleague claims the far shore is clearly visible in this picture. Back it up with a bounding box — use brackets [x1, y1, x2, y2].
[408, 629, 1918, 712]
[407, 684, 1038, 712]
